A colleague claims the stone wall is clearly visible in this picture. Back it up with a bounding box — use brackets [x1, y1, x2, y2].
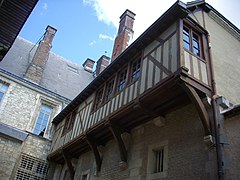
[51, 104, 218, 180]
[0, 135, 22, 180]
[0, 74, 65, 179]
[224, 114, 240, 179]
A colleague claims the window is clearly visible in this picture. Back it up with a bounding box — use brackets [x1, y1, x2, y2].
[15, 153, 48, 180]
[117, 69, 127, 92]
[154, 149, 164, 173]
[131, 58, 141, 81]
[81, 169, 90, 180]
[105, 79, 115, 101]
[147, 141, 168, 179]
[183, 26, 202, 57]
[0, 82, 8, 103]
[95, 88, 103, 109]
[33, 104, 53, 137]
[62, 110, 77, 135]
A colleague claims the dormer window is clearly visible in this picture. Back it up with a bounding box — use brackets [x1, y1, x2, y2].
[183, 25, 202, 58]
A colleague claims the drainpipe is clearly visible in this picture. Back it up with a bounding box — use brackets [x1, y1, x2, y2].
[207, 34, 224, 180]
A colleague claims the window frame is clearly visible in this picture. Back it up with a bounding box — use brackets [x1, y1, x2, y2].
[116, 67, 128, 93]
[94, 87, 104, 110]
[33, 104, 53, 137]
[104, 78, 115, 102]
[147, 141, 168, 179]
[62, 109, 77, 136]
[130, 57, 141, 82]
[183, 24, 204, 59]
[0, 81, 9, 104]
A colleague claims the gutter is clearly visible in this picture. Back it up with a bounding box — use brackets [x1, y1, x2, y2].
[207, 34, 224, 180]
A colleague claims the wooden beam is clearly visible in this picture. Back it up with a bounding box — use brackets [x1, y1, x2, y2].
[180, 82, 211, 135]
[85, 134, 102, 172]
[106, 121, 127, 162]
[62, 149, 75, 180]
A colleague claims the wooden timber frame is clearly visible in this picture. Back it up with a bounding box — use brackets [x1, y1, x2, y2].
[48, 2, 215, 169]
[48, 67, 213, 165]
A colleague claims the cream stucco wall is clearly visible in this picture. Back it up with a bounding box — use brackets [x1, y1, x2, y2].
[190, 9, 240, 104]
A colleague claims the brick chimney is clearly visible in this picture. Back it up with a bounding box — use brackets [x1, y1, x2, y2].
[95, 55, 110, 76]
[24, 25, 57, 84]
[82, 58, 95, 73]
[111, 9, 135, 62]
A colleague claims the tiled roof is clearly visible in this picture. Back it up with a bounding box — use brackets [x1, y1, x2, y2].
[0, 37, 94, 100]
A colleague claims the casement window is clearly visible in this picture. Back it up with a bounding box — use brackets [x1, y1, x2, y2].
[62, 110, 77, 135]
[105, 79, 115, 101]
[183, 25, 202, 58]
[95, 88, 103, 109]
[15, 153, 48, 180]
[117, 68, 127, 92]
[0, 82, 8, 103]
[33, 104, 53, 137]
[131, 58, 141, 81]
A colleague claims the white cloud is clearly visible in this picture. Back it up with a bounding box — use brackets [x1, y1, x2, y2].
[99, 34, 114, 41]
[89, 40, 97, 46]
[83, 0, 240, 41]
[43, 3, 48, 11]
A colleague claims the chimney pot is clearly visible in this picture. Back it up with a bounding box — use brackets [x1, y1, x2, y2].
[24, 25, 57, 84]
[95, 55, 110, 76]
[111, 9, 135, 62]
[82, 58, 95, 73]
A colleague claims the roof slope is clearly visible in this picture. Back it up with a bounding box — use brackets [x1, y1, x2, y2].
[0, 37, 94, 100]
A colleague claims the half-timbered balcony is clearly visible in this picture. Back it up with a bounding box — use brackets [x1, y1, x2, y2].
[48, 2, 213, 168]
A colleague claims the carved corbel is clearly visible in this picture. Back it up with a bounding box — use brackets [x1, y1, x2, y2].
[61, 149, 75, 180]
[106, 121, 128, 164]
[85, 134, 102, 172]
[180, 82, 211, 135]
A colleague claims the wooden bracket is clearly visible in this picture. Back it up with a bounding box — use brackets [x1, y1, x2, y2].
[85, 134, 102, 172]
[106, 121, 127, 163]
[180, 82, 211, 135]
[61, 149, 75, 180]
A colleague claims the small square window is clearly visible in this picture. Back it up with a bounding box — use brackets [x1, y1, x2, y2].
[154, 149, 164, 173]
[147, 141, 168, 179]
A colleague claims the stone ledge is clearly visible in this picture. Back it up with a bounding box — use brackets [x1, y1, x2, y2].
[0, 122, 28, 141]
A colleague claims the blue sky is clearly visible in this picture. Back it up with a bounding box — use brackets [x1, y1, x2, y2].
[19, 0, 240, 66]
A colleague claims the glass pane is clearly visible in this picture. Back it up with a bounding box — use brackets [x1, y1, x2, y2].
[1, 84, 8, 92]
[183, 27, 189, 35]
[193, 48, 200, 56]
[193, 39, 199, 49]
[35, 123, 40, 130]
[0, 93, 3, 102]
[184, 41, 190, 50]
[33, 129, 39, 135]
[38, 113, 44, 119]
[183, 33, 189, 43]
